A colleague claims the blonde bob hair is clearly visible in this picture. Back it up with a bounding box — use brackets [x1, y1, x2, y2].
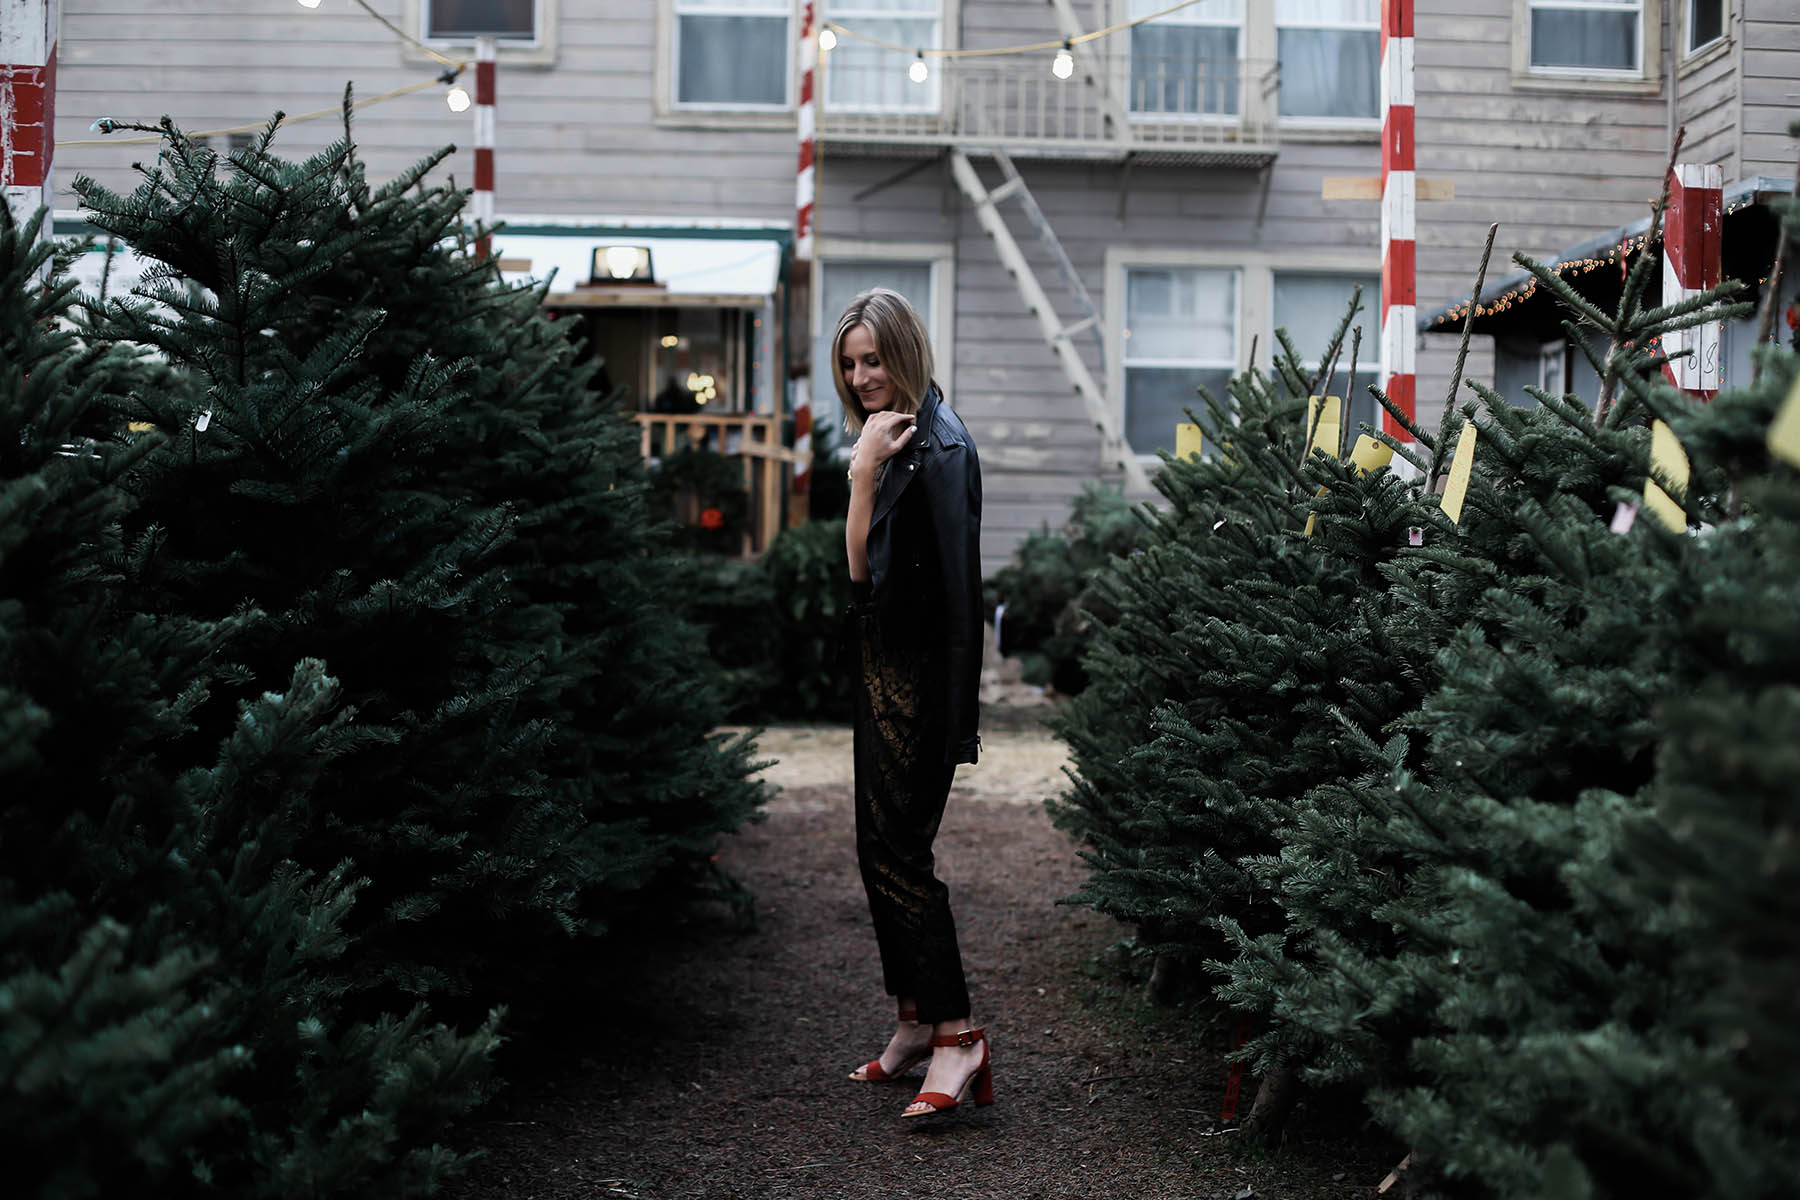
[830, 287, 936, 434]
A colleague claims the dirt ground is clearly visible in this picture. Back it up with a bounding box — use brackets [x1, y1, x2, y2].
[447, 679, 1390, 1200]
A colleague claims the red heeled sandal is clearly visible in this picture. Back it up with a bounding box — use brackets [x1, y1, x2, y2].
[902, 1027, 993, 1119]
[848, 1008, 929, 1082]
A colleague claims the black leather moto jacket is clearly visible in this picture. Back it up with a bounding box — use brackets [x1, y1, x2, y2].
[864, 384, 983, 765]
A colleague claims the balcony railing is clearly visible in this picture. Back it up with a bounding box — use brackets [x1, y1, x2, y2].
[819, 53, 1279, 165]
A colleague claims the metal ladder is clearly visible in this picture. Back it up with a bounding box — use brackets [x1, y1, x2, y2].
[948, 148, 1149, 492]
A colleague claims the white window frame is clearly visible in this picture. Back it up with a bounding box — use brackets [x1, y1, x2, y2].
[820, 0, 949, 116]
[667, 0, 795, 113]
[1106, 248, 1379, 462]
[812, 241, 957, 423]
[1273, 0, 1381, 131]
[402, 0, 557, 66]
[1511, 0, 1662, 93]
[1121, 0, 1248, 126]
[1682, 0, 1728, 61]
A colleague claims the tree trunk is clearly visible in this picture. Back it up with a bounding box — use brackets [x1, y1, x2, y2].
[1238, 1067, 1301, 1144]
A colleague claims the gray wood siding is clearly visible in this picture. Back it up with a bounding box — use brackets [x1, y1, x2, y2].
[1743, 2, 1800, 179]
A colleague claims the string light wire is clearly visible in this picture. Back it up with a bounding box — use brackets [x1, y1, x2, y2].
[59, 0, 469, 148]
[824, 0, 1213, 59]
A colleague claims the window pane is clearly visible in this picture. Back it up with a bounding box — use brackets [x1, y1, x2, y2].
[678, 16, 787, 105]
[428, 0, 534, 38]
[824, 18, 936, 110]
[1130, 0, 1242, 22]
[1688, 0, 1724, 50]
[1530, 8, 1639, 70]
[1273, 273, 1379, 365]
[1275, 0, 1378, 21]
[814, 262, 935, 406]
[1278, 29, 1378, 117]
[1126, 268, 1236, 361]
[1126, 366, 1234, 454]
[1130, 26, 1241, 115]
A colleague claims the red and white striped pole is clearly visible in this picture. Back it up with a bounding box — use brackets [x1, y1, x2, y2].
[1, 0, 58, 250]
[1379, 0, 1416, 442]
[792, 3, 818, 493]
[472, 35, 496, 258]
[1660, 163, 1723, 400]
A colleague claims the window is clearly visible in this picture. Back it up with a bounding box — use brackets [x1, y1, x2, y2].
[812, 258, 939, 414]
[1123, 267, 1238, 454]
[824, 0, 941, 113]
[1276, 0, 1378, 119]
[1273, 272, 1381, 434]
[1686, 0, 1724, 55]
[1527, 0, 1643, 73]
[674, 0, 790, 108]
[426, 0, 537, 39]
[1129, 0, 1243, 118]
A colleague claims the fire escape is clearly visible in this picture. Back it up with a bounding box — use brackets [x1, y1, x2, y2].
[817, 7, 1280, 491]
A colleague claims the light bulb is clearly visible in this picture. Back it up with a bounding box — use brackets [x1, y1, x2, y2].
[298, 0, 323, 8]
[446, 86, 472, 112]
[1052, 49, 1074, 80]
[908, 58, 928, 84]
[818, 29, 837, 51]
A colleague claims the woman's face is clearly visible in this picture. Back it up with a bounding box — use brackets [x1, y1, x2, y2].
[840, 323, 893, 414]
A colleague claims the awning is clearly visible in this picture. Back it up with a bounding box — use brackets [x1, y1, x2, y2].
[493, 225, 789, 309]
[1419, 176, 1789, 340]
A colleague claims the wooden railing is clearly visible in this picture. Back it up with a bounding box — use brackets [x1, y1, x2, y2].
[634, 413, 808, 557]
[819, 52, 1280, 165]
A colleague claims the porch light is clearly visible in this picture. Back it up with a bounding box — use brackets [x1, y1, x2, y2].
[593, 245, 654, 283]
[908, 54, 928, 84]
[1052, 45, 1073, 80]
[297, 0, 322, 8]
[446, 86, 471, 112]
[818, 28, 837, 51]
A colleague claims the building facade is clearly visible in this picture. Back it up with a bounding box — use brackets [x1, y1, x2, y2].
[48, 1, 1798, 571]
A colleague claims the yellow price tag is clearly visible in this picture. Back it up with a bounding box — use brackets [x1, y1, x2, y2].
[1304, 396, 1342, 463]
[1175, 422, 1205, 460]
[1644, 418, 1690, 531]
[1768, 372, 1800, 468]
[1349, 434, 1393, 475]
[1440, 421, 1477, 525]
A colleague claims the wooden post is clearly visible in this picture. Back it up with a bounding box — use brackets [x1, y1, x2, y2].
[1, 0, 58, 250]
[1660, 163, 1723, 400]
[1379, 0, 1417, 441]
[472, 35, 496, 258]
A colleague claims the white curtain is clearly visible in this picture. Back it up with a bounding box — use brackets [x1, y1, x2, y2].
[824, 0, 937, 111]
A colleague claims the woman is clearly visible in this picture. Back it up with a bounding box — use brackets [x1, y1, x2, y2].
[833, 288, 991, 1121]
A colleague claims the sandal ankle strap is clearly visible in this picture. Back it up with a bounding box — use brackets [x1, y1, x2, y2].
[929, 1026, 985, 1048]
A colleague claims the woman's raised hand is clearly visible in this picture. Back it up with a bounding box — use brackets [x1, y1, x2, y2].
[849, 411, 918, 487]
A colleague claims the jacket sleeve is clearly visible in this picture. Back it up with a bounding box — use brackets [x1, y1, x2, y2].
[926, 441, 983, 765]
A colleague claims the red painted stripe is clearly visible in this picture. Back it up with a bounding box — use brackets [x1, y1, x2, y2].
[796, 202, 814, 241]
[1382, 373, 1416, 440]
[474, 148, 495, 192]
[1665, 172, 1722, 291]
[1, 57, 55, 187]
[1382, 105, 1415, 173]
[797, 140, 814, 172]
[476, 60, 496, 105]
[799, 69, 813, 106]
[1382, 240, 1417, 309]
[1380, 0, 1413, 50]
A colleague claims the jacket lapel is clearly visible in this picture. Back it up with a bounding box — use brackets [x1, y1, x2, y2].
[869, 386, 940, 530]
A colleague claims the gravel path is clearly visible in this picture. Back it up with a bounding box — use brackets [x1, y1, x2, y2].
[446, 716, 1384, 1200]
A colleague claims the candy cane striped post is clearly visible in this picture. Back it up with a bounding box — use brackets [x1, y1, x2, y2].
[1660, 163, 1723, 401]
[1379, 0, 1416, 442]
[472, 35, 496, 258]
[791, 3, 819, 493]
[1, 0, 58, 251]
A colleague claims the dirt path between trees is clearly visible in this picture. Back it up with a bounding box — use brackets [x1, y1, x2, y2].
[448, 711, 1383, 1200]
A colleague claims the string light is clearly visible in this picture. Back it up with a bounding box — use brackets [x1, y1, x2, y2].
[446, 85, 471, 112]
[909, 53, 929, 84]
[297, 0, 322, 8]
[818, 28, 837, 51]
[1052, 42, 1075, 80]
